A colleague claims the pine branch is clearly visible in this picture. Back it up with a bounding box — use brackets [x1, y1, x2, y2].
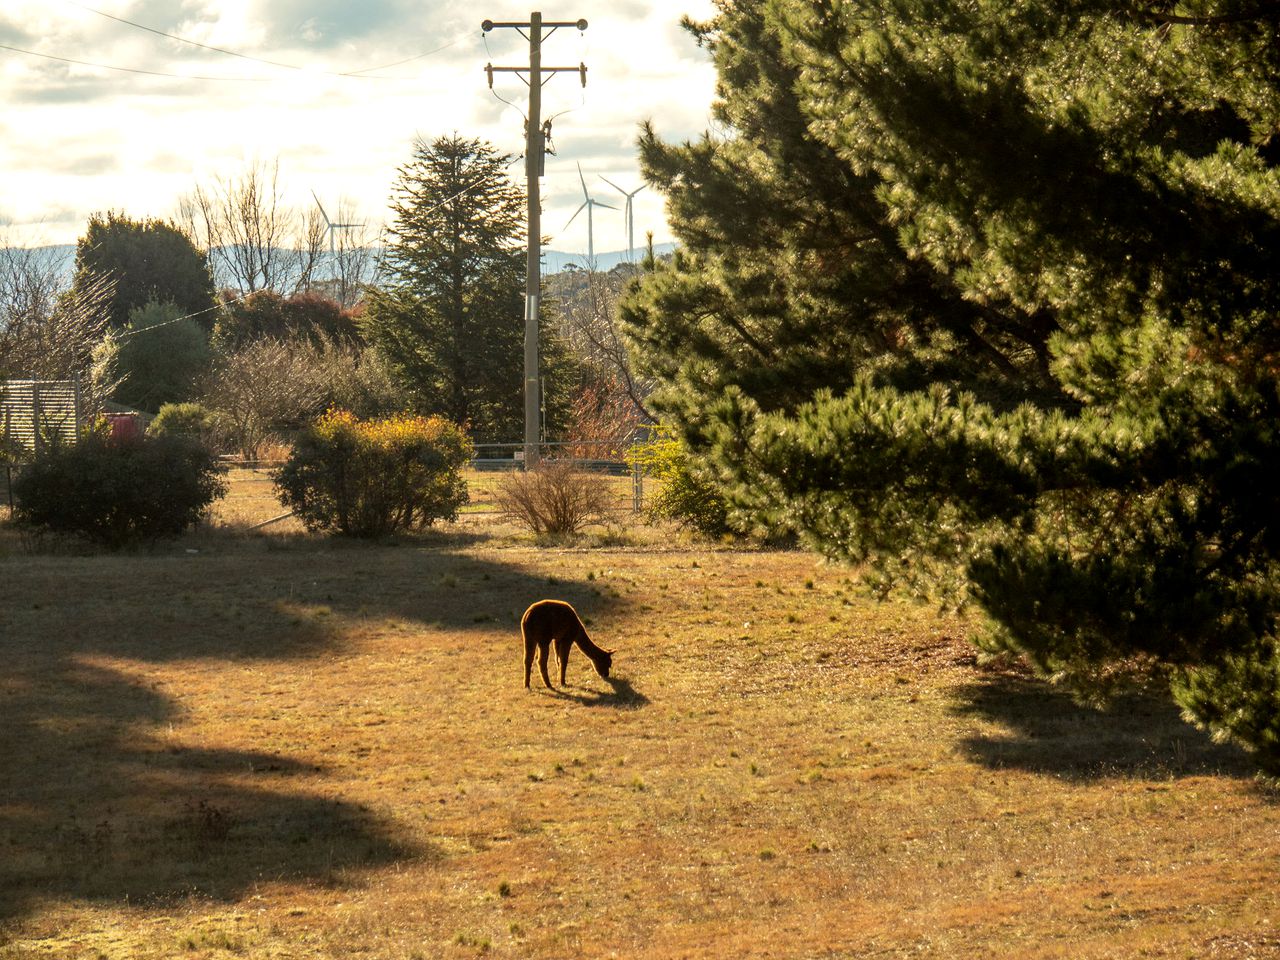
[1137, 1, 1280, 24]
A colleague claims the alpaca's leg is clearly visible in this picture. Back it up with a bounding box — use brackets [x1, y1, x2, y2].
[538, 641, 554, 689]
[523, 632, 536, 689]
[555, 636, 573, 686]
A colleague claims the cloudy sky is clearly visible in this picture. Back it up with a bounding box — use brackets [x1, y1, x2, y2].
[0, 0, 719, 255]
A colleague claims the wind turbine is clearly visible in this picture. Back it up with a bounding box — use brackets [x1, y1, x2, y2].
[600, 176, 645, 263]
[311, 190, 362, 279]
[564, 163, 616, 267]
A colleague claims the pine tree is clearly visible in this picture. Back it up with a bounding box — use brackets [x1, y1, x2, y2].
[622, 2, 1280, 770]
[361, 135, 578, 443]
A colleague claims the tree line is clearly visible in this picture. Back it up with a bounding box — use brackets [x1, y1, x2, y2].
[0, 136, 648, 455]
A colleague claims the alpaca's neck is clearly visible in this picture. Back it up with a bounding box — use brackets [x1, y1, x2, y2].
[576, 628, 608, 666]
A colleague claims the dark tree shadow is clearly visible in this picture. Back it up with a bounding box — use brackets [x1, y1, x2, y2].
[0, 540, 627, 922]
[0, 658, 421, 923]
[950, 675, 1256, 783]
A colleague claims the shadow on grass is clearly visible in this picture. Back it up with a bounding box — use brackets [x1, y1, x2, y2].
[0, 534, 628, 922]
[951, 675, 1255, 782]
[0, 658, 423, 923]
[542, 676, 650, 709]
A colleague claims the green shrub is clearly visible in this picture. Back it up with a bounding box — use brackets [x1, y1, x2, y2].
[148, 402, 219, 449]
[627, 428, 733, 538]
[114, 301, 211, 412]
[11, 433, 227, 548]
[274, 410, 471, 537]
[494, 460, 611, 537]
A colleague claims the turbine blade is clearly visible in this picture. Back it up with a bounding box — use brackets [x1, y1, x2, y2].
[565, 201, 588, 228]
[311, 190, 331, 227]
[577, 162, 589, 198]
[599, 175, 626, 194]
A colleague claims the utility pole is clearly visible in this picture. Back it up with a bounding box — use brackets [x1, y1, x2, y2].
[483, 12, 588, 467]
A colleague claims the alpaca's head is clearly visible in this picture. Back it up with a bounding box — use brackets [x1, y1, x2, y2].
[596, 649, 613, 679]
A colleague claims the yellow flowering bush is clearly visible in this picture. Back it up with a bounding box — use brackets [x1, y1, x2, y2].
[274, 410, 471, 537]
[626, 426, 732, 538]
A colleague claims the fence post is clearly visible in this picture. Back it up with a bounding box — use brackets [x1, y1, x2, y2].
[72, 371, 83, 441]
[632, 461, 643, 514]
[31, 382, 42, 457]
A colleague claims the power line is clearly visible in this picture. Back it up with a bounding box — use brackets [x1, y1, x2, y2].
[483, 32, 526, 119]
[60, 0, 472, 80]
[0, 41, 269, 82]
[61, 0, 303, 72]
[336, 37, 469, 77]
[110, 290, 255, 342]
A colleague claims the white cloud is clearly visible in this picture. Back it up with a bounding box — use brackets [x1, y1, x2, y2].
[0, 0, 719, 255]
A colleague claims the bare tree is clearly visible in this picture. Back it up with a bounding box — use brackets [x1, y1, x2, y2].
[548, 263, 654, 424]
[313, 195, 381, 309]
[0, 240, 119, 411]
[177, 160, 325, 296]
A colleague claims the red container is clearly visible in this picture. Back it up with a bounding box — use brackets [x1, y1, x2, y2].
[105, 412, 142, 443]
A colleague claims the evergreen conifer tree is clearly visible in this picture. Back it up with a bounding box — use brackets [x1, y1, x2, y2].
[71, 213, 217, 331]
[362, 135, 576, 442]
[622, 2, 1280, 770]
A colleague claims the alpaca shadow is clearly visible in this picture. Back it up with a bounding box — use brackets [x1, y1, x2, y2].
[542, 676, 649, 709]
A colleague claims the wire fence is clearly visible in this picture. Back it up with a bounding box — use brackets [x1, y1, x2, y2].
[216, 441, 648, 527]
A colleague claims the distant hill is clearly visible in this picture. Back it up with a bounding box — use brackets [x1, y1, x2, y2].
[7, 242, 679, 285]
[540, 243, 677, 274]
[19, 244, 77, 276]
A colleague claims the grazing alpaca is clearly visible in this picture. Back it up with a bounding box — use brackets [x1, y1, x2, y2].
[521, 599, 613, 689]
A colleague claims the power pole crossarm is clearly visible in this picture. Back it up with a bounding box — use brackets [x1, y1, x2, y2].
[483, 18, 587, 29]
[483, 11, 588, 467]
[485, 64, 587, 87]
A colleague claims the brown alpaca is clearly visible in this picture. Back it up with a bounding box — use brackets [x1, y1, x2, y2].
[521, 599, 613, 689]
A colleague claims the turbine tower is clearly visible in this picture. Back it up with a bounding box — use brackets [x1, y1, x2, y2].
[565, 163, 616, 267]
[311, 191, 362, 279]
[600, 176, 645, 263]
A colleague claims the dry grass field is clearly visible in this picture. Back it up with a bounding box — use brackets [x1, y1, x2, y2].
[1, 471, 1278, 958]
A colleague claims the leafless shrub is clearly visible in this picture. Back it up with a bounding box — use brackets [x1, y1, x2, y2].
[562, 376, 647, 459]
[494, 461, 610, 536]
[201, 338, 328, 459]
[307, 335, 402, 419]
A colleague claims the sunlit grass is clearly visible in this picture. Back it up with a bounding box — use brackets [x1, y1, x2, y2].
[1, 474, 1277, 958]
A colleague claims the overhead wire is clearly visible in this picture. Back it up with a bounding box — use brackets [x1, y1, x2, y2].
[0, 41, 269, 82]
[60, 0, 307, 73]
[48, 0, 473, 81]
[544, 23, 590, 127]
[482, 31, 527, 121]
[337, 37, 467, 78]
[110, 288, 260, 342]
